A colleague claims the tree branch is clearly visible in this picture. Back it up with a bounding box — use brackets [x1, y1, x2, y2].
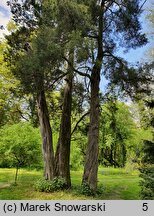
[63, 57, 91, 80]
[48, 70, 69, 90]
[71, 112, 89, 136]
[138, 0, 148, 13]
[104, 51, 126, 66]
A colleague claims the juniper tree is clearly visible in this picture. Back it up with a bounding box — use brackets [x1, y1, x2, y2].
[5, 0, 62, 180]
[80, 0, 148, 191]
[6, 0, 90, 185]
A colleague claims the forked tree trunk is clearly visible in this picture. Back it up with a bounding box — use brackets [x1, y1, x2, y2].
[55, 58, 73, 188]
[37, 90, 55, 180]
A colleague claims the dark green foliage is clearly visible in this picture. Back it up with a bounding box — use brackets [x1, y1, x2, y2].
[114, 1, 147, 49]
[80, 182, 95, 196]
[105, 60, 152, 98]
[80, 182, 104, 197]
[35, 177, 67, 192]
[143, 139, 154, 164]
[140, 139, 154, 199]
[140, 166, 154, 199]
[100, 100, 136, 167]
[139, 97, 154, 199]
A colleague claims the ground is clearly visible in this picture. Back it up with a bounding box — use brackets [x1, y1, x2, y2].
[0, 167, 141, 200]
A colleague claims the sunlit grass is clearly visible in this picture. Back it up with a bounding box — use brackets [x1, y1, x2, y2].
[0, 167, 141, 200]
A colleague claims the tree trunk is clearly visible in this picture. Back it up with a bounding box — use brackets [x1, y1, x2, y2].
[14, 165, 19, 185]
[82, 2, 104, 191]
[114, 143, 117, 168]
[37, 90, 55, 180]
[82, 65, 101, 191]
[122, 143, 127, 167]
[55, 56, 73, 188]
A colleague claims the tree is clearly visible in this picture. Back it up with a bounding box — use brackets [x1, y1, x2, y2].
[20, 0, 91, 187]
[6, 0, 80, 184]
[5, 25, 57, 181]
[99, 99, 136, 167]
[139, 4, 154, 198]
[52, 0, 90, 187]
[0, 122, 42, 184]
[81, 0, 147, 191]
[55, 54, 74, 188]
[0, 41, 23, 126]
[53, 0, 91, 187]
[139, 99, 154, 199]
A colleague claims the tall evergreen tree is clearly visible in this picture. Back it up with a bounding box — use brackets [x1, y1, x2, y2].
[81, 0, 147, 191]
[43, 0, 91, 187]
[6, 0, 89, 184]
[55, 55, 74, 188]
[5, 0, 61, 180]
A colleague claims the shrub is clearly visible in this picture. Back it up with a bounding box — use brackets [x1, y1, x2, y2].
[79, 182, 104, 197]
[80, 182, 95, 196]
[35, 177, 67, 192]
[139, 165, 154, 199]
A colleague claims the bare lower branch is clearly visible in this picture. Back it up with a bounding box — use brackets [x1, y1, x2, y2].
[71, 112, 89, 136]
[138, 0, 148, 13]
[63, 57, 91, 80]
[48, 70, 69, 90]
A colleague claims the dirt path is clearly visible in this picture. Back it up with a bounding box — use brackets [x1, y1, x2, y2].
[0, 183, 11, 189]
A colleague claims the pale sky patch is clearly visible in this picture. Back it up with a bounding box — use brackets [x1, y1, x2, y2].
[0, 0, 10, 11]
[0, 1, 11, 38]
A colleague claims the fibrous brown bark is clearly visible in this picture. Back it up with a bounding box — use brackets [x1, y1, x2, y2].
[82, 64, 101, 191]
[55, 56, 73, 188]
[37, 90, 55, 180]
[82, 2, 104, 191]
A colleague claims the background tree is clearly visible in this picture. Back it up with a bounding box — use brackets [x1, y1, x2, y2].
[136, 6, 154, 199]
[99, 100, 136, 167]
[0, 122, 42, 184]
[0, 41, 23, 126]
[139, 99, 154, 199]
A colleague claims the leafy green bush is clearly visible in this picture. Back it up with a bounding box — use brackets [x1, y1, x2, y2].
[35, 177, 67, 192]
[35, 178, 53, 192]
[0, 122, 42, 169]
[140, 165, 154, 199]
[80, 182, 95, 196]
[79, 182, 104, 197]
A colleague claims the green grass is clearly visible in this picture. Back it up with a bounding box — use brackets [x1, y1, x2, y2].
[0, 167, 141, 200]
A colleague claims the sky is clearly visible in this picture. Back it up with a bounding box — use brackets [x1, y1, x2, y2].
[0, 0, 11, 37]
[120, 0, 154, 63]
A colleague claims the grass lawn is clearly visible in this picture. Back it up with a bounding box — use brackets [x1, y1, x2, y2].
[0, 167, 141, 200]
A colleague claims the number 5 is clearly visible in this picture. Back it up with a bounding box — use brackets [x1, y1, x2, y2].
[142, 203, 148, 211]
